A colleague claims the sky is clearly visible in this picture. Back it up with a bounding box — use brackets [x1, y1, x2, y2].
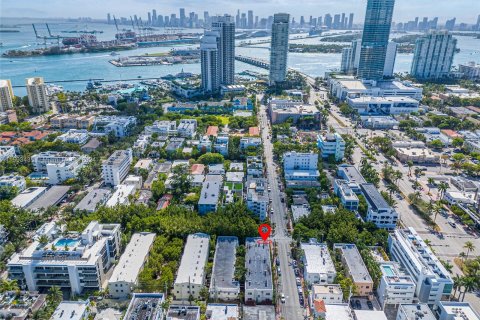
[1, 0, 479, 24]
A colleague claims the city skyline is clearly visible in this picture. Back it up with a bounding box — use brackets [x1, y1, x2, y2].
[1, 0, 479, 24]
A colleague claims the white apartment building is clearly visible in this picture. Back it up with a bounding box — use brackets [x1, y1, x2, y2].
[309, 284, 343, 305]
[108, 232, 156, 299]
[246, 178, 269, 221]
[377, 262, 415, 306]
[347, 96, 419, 116]
[384, 42, 398, 77]
[268, 99, 320, 124]
[214, 134, 229, 156]
[301, 239, 336, 285]
[209, 236, 240, 301]
[360, 183, 398, 230]
[51, 301, 89, 320]
[317, 133, 345, 161]
[240, 137, 262, 150]
[26, 77, 50, 113]
[7, 221, 121, 294]
[396, 304, 436, 320]
[0, 175, 26, 191]
[174, 233, 210, 300]
[105, 184, 136, 207]
[334, 180, 359, 211]
[201, 30, 221, 92]
[0, 146, 16, 162]
[50, 115, 95, 129]
[93, 116, 137, 138]
[177, 119, 198, 138]
[388, 228, 453, 305]
[0, 79, 14, 111]
[144, 120, 177, 135]
[246, 156, 264, 177]
[56, 129, 89, 145]
[435, 302, 480, 320]
[102, 149, 133, 186]
[245, 238, 273, 304]
[283, 151, 320, 181]
[31, 151, 91, 185]
[459, 62, 480, 80]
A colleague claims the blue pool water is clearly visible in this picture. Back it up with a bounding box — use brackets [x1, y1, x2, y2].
[382, 265, 395, 276]
[55, 238, 80, 247]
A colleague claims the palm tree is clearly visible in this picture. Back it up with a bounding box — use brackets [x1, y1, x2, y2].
[438, 182, 449, 200]
[427, 177, 435, 193]
[408, 192, 421, 205]
[424, 239, 432, 247]
[407, 160, 413, 176]
[463, 241, 476, 260]
[433, 201, 443, 223]
[0, 279, 19, 293]
[386, 184, 396, 199]
[47, 286, 63, 306]
[452, 274, 462, 299]
[460, 276, 477, 301]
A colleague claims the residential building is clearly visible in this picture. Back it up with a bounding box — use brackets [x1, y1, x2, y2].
[81, 138, 102, 153]
[435, 302, 480, 320]
[11, 187, 47, 208]
[377, 262, 415, 306]
[237, 137, 260, 150]
[134, 159, 153, 174]
[200, 30, 220, 92]
[309, 284, 343, 305]
[268, 99, 320, 124]
[347, 96, 419, 115]
[337, 165, 366, 193]
[124, 293, 165, 320]
[105, 184, 136, 207]
[206, 304, 239, 320]
[245, 238, 273, 304]
[56, 129, 89, 145]
[361, 116, 399, 129]
[388, 228, 453, 305]
[102, 149, 133, 186]
[357, 0, 395, 80]
[211, 15, 235, 86]
[26, 77, 50, 113]
[459, 61, 480, 80]
[292, 204, 311, 221]
[27, 185, 70, 212]
[0, 174, 26, 191]
[7, 221, 120, 294]
[341, 47, 354, 74]
[209, 237, 240, 301]
[311, 302, 353, 320]
[246, 156, 263, 177]
[0, 110, 17, 124]
[318, 133, 345, 161]
[50, 115, 95, 129]
[384, 41, 398, 77]
[301, 239, 336, 285]
[174, 233, 210, 300]
[166, 305, 200, 320]
[354, 310, 388, 320]
[108, 233, 156, 299]
[0, 79, 14, 111]
[93, 116, 137, 138]
[177, 119, 197, 138]
[360, 183, 398, 230]
[411, 31, 457, 79]
[144, 120, 177, 136]
[74, 188, 111, 212]
[31, 151, 90, 185]
[394, 146, 440, 164]
[246, 178, 269, 220]
[51, 301, 89, 320]
[334, 180, 359, 211]
[269, 13, 290, 85]
[283, 151, 320, 182]
[0, 291, 46, 320]
[396, 304, 436, 320]
[214, 134, 229, 156]
[333, 243, 373, 297]
[0, 146, 16, 162]
[198, 175, 224, 214]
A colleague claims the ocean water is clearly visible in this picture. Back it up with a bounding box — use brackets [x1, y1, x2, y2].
[1, 18, 479, 95]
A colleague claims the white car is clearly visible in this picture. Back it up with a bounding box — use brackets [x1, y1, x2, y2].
[281, 293, 286, 303]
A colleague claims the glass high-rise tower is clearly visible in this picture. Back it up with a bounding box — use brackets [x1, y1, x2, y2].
[357, 0, 395, 80]
[269, 13, 290, 85]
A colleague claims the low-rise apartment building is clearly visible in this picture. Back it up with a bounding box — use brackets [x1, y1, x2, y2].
[31, 151, 91, 185]
[0, 174, 26, 191]
[245, 238, 273, 304]
[56, 129, 89, 145]
[334, 180, 359, 211]
[360, 183, 398, 230]
[198, 175, 224, 214]
[209, 236, 240, 301]
[301, 239, 336, 285]
[377, 262, 415, 306]
[246, 178, 269, 220]
[318, 133, 345, 162]
[0, 146, 16, 162]
[93, 116, 137, 137]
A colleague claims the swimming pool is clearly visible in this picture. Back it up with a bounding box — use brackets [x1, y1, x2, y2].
[55, 238, 80, 247]
[382, 265, 395, 276]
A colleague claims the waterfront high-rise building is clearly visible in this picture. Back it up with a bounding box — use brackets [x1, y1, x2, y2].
[357, 0, 396, 80]
[204, 11, 210, 27]
[248, 10, 254, 29]
[179, 8, 186, 27]
[411, 30, 457, 79]
[383, 41, 398, 77]
[476, 15, 480, 31]
[200, 31, 220, 92]
[152, 10, 157, 25]
[340, 39, 361, 75]
[211, 15, 235, 86]
[107, 13, 111, 25]
[269, 13, 290, 85]
[0, 80, 14, 112]
[333, 14, 340, 29]
[26, 77, 50, 113]
[324, 14, 332, 29]
[348, 13, 354, 29]
[445, 17, 456, 31]
[341, 13, 346, 29]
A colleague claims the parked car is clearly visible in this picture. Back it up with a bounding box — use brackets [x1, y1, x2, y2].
[367, 301, 373, 310]
[281, 293, 286, 303]
[355, 300, 361, 309]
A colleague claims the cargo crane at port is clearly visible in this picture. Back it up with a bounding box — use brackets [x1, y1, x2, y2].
[114, 15, 135, 41]
[32, 23, 63, 47]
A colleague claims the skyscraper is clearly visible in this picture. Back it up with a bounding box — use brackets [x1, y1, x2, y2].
[357, 0, 395, 80]
[179, 8, 186, 27]
[200, 31, 220, 92]
[411, 30, 457, 79]
[383, 41, 398, 77]
[269, 13, 290, 85]
[445, 18, 456, 31]
[0, 80, 14, 112]
[348, 13, 354, 29]
[248, 10, 254, 29]
[152, 10, 157, 25]
[333, 14, 340, 29]
[324, 14, 332, 29]
[26, 77, 50, 113]
[107, 13, 111, 25]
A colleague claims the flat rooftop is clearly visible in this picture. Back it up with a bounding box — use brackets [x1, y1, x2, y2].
[206, 304, 239, 320]
[51, 301, 88, 320]
[109, 233, 155, 284]
[338, 165, 366, 184]
[199, 175, 224, 205]
[166, 305, 200, 320]
[27, 186, 70, 211]
[334, 243, 372, 284]
[438, 302, 480, 320]
[210, 236, 239, 292]
[242, 306, 275, 320]
[74, 188, 111, 212]
[360, 183, 390, 211]
[11, 187, 47, 208]
[349, 96, 419, 103]
[397, 304, 436, 320]
[124, 293, 165, 320]
[245, 238, 273, 291]
[175, 233, 210, 286]
[301, 241, 336, 276]
[354, 310, 388, 320]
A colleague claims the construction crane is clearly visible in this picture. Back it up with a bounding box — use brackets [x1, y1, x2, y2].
[113, 15, 119, 31]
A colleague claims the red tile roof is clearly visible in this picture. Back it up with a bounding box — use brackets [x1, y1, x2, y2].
[314, 299, 326, 313]
[249, 127, 260, 136]
[441, 129, 461, 138]
[191, 164, 205, 175]
[206, 126, 219, 137]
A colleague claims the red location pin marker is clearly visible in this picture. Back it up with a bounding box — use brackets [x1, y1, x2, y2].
[258, 224, 271, 242]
